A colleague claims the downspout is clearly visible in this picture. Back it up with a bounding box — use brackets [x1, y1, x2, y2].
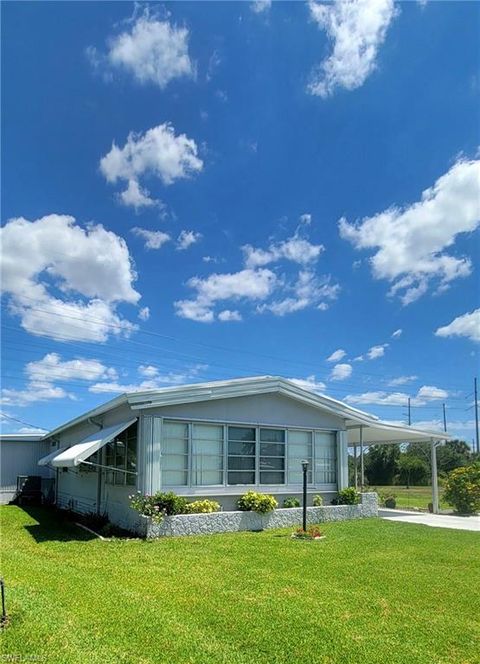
[88, 417, 104, 515]
[431, 439, 439, 514]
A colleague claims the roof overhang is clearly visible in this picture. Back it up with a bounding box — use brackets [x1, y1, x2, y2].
[39, 419, 137, 468]
[346, 421, 450, 445]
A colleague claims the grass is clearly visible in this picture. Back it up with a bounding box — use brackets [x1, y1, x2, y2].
[373, 485, 449, 510]
[1, 506, 479, 664]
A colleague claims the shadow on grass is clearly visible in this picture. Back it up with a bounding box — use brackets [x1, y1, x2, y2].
[21, 506, 97, 543]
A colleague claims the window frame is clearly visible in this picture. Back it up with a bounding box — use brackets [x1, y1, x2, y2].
[159, 417, 338, 491]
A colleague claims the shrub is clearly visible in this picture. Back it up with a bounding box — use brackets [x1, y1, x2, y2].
[237, 491, 278, 514]
[184, 499, 221, 514]
[283, 497, 300, 508]
[129, 492, 164, 524]
[336, 487, 360, 505]
[129, 491, 188, 524]
[443, 463, 480, 514]
[313, 494, 323, 507]
[153, 491, 189, 516]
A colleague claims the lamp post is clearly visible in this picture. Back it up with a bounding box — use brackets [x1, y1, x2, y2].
[302, 460, 309, 531]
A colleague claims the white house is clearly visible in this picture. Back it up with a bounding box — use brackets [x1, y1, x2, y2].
[37, 376, 450, 531]
[0, 433, 53, 504]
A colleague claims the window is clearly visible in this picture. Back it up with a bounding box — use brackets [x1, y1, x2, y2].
[162, 421, 189, 486]
[259, 428, 285, 484]
[192, 424, 223, 486]
[228, 427, 256, 485]
[314, 432, 337, 484]
[105, 422, 137, 486]
[287, 430, 313, 484]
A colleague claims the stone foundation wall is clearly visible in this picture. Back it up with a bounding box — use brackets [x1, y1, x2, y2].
[140, 492, 378, 538]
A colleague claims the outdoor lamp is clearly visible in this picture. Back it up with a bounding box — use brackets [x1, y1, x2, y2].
[301, 460, 309, 531]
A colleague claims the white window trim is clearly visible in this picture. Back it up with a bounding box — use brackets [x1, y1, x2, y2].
[159, 417, 339, 491]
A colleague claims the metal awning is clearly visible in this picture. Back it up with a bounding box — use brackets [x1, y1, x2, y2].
[38, 418, 137, 468]
[347, 421, 450, 446]
[38, 446, 68, 466]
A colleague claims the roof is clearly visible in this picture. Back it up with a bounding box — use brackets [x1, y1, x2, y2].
[0, 433, 45, 442]
[43, 375, 450, 444]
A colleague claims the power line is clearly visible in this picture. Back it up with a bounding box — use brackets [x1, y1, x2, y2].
[0, 411, 46, 431]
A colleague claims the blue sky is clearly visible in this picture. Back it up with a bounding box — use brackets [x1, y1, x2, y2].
[1, 0, 479, 443]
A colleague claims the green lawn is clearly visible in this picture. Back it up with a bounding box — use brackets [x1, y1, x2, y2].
[373, 485, 449, 510]
[1, 507, 479, 664]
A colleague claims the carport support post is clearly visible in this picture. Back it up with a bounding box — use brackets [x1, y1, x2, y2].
[431, 439, 439, 515]
[360, 426, 364, 490]
[354, 445, 358, 490]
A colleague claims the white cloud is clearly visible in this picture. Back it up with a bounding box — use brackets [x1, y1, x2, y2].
[26, 353, 117, 384]
[259, 271, 340, 316]
[367, 343, 388, 360]
[175, 268, 276, 323]
[388, 375, 417, 387]
[1, 352, 119, 407]
[0, 214, 140, 342]
[138, 364, 159, 378]
[89, 364, 207, 394]
[90, 13, 194, 89]
[345, 384, 449, 407]
[242, 232, 324, 268]
[138, 306, 150, 321]
[1, 384, 72, 408]
[417, 385, 449, 401]
[289, 375, 326, 393]
[391, 328, 402, 339]
[435, 309, 480, 343]
[308, 0, 397, 97]
[299, 213, 312, 225]
[132, 227, 171, 249]
[100, 123, 203, 207]
[251, 0, 272, 14]
[330, 363, 352, 381]
[176, 230, 202, 251]
[119, 179, 158, 210]
[327, 349, 346, 362]
[339, 157, 480, 304]
[218, 309, 242, 322]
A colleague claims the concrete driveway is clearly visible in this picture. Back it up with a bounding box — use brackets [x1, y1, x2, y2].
[379, 508, 480, 532]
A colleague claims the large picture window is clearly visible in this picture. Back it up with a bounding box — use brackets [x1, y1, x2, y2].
[161, 421, 189, 486]
[159, 420, 337, 488]
[259, 428, 285, 484]
[105, 422, 137, 486]
[192, 423, 223, 486]
[228, 426, 256, 485]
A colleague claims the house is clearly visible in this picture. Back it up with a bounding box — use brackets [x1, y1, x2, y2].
[0, 433, 54, 504]
[37, 376, 450, 531]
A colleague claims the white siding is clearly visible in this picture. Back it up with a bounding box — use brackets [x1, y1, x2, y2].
[0, 438, 53, 504]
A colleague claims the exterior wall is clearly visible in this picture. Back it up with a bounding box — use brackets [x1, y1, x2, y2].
[141, 492, 378, 538]
[0, 438, 54, 504]
[53, 402, 139, 528]
[149, 392, 345, 429]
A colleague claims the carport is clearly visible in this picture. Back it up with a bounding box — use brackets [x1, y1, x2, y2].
[346, 419, 450, 514]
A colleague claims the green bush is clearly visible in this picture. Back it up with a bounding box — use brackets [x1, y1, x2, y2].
[336, 487, 360, 505]
[313, 494, 323, 507]
[237, 491, 278, 514]
[129, 491, 188, 523]
[184, 499, 221, 514]
[443, 463, 480, 514]
[283, 497, 300, 508]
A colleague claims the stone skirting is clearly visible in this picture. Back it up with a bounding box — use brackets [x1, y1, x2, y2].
[140, 492, 378, 538]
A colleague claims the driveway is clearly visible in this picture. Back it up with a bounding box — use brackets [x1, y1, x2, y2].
[379, 508, 480, 532]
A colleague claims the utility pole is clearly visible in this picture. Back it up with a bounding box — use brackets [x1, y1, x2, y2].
[475, 377, 479, 455]
[407, 397, 411, 425]
[442, 403, 447, 433]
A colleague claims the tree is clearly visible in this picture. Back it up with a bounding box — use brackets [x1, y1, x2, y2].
[364, 444, 400, 486]
[436, 440, 473, 475]
[443, 463, 480, 514]
[398, 455, 429, 487]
